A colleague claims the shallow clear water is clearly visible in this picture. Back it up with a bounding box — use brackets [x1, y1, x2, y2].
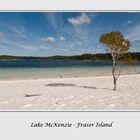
[0, 60, 139, 80]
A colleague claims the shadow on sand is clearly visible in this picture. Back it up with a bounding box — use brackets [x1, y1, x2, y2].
[25, 94, 41, 97]
[45, 83, 111, 90]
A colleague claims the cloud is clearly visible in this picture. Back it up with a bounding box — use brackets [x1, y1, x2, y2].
[69, 44, 75, 48]
[77, 40, 82, 45]
[126, 24, 140, 41]
[0, 32, 6, 39]
[60, 36, 65, 41]
[12, 26, 26, 39]
[19, 45, 38, 50]
[39, 46, 48, 50]
[68, 13, 91, 26]
[42, 37, 55, 43]
[44, 13, 63, 31]
[44, 13, 58, 30]
[128, 20, 132, 24]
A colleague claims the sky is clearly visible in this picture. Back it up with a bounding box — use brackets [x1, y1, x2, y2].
[0, 12, 140, 56]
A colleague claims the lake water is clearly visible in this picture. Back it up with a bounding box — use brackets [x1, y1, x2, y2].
[0, 60, 139, 80]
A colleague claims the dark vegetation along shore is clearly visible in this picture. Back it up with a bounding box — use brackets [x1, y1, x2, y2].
[0, 52, 140, 61]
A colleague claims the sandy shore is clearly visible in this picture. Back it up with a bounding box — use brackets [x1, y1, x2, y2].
[0, 74, 140, 110]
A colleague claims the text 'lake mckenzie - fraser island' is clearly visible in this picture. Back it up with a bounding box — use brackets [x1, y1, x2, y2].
[30, 122, 114, 128]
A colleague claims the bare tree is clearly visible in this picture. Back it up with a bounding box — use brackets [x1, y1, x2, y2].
[99, 31, 131, 90]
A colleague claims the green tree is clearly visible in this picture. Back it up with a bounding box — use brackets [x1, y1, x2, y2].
[99, 31, 131, 90]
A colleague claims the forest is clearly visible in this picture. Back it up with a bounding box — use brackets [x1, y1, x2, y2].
[0, 52, 139, 61]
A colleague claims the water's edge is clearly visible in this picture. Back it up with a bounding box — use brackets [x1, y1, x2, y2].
[0, 60, 139, 80]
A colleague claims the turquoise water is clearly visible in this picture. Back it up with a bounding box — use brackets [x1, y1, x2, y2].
[0, 60, 139, 80]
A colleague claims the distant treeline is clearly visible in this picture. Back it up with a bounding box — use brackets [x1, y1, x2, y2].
[0, 52, 140, 61]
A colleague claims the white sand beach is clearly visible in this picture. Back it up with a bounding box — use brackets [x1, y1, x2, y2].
[0, 74, 139, 110]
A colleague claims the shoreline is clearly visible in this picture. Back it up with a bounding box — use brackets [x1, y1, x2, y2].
[0, 72, 139, 82]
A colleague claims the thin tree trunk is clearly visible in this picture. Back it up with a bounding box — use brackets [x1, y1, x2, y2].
[113, 76, 116, 90]
[112, 60, 117, 90]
